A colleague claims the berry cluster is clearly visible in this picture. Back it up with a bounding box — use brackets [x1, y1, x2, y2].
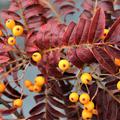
[4, 19, 24, 46]
[24, 76, 45, 93]
[68, 73, 99, 119]
[69, 92, 98, 119]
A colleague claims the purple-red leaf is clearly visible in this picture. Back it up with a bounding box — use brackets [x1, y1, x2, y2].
[76, 46, 94, 63]
[104, 16, 120, 43]
[62, 22, 76, 45]
[0, 108, 17, 115]
[92, 46, 116, 74]
[87, 8, 105, 43]
[1, 10, 21, 20]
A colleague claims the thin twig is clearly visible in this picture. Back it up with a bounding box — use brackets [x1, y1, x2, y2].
[0, 61, 28, 81]
[91, 86, 99, 101]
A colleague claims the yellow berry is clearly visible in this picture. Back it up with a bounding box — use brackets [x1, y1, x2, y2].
[92, 109, 98, 115]
[32, 52, 42, 63]
[0, 30, 3, 37]
[24, 80, 33, 88]
[13, 99, 23, 108]
[28, 85, 34, 92]
[117, 81, 120, 90]
[69, 92, 79, 103]
[58, 59, 70, 71]
[12, 25, 23, 36]
[33, 85, 41, 93]
[7, 37, 16, 46]
[101, 29, 109, 40]
[114, 58, 120, 67]
[0, 83, 6, 93]
[84, 101, 95, 112]
[79, 93, 90, 104]
[82, 109, 93, 120]
[81, 73, 92, 84]
[5, 19, 15, 29]
[34, 76, 45, 87]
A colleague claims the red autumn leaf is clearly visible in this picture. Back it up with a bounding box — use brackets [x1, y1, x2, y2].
[1, 10, 21, 20]
[0, 108, 17, 115]
[104, 16, 120, 43]
[92, 46, 116, 74]
[87, 8, 105, 43]
[62, 21, 76, 45]
[9, 0, 20, 11]
[81, 0, 94, 11]
[98, 1, 114, 12]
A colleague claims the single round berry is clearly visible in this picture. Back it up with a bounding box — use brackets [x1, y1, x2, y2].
[0, 30, 3, 37]
[24, 80, 33, 88]
[69, 92, 79, 103]
[79, 93, 90, 104]
[33, 85, 41, 93]
[13, 99, 23, 108]
[32, 52, 42, 63]
[58, 59, 70, 71]
[92, 109, 98, 115]
[80, 73, 92, 84]
[82, 109, 93, 120]
[114, 58, 120, 67]
[117, 81, 120, 90]
[12, 25, 23, 36]
[0, 83, 6, 93]
[34, 76, 45, 87]
[7, 37, 16, 46]
[5, 19, 15, 29]
[101, 29, 109, 40]
[84, 101, 95, 112]
[28, 85, 34, 92]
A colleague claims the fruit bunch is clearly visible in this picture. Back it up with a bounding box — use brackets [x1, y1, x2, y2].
[24, 76, 45, 93]
[69, 92, 98, 119]
[68, 72, 99, 119]
[5, 19, 24, 46]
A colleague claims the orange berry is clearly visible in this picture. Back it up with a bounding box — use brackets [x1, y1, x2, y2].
[28, 85, 34, 92]
[82, 109, 93, 120]
[7, 37, 16, 46]
[92, 109, 98, 115]
[33, 85, 41, 93]
[0, 30, 3, 37]
[0, 83, 6, 93]
[13, 99, 23, 108]
[117, 81, 120, 90]
[24, 80, 33, 88]
[5, 19, 15, 29]
[69, 92, 79, 103]
[81, 73, 92, 84]
[101, 29, 109, 40]
[114, 58, 120, 67]
[34, 76, 45, 87]
[32, 52, 42, 63]
[13, 25, 23, 36]
[58, 59, 70, 71]
[79, 93, 90, 104]
[84, 101, 95, 112]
